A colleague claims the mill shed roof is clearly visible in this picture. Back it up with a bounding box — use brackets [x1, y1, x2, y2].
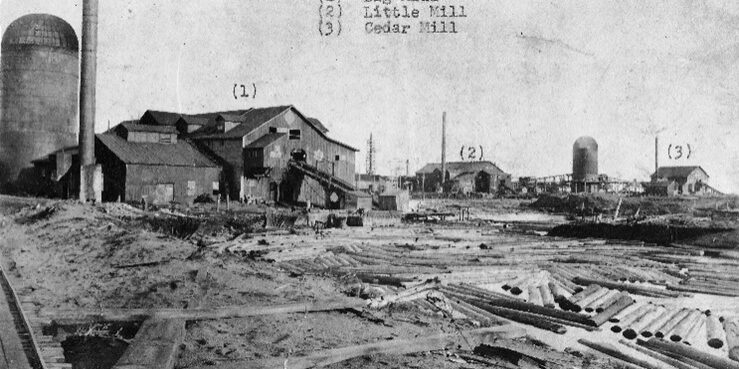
[96, 134, 218, 167]
[653, 166, 708, 179]
[416, 161, 507, 176]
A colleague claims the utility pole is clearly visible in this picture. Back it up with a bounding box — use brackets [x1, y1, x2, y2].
[441, 112, 447, 189]
[79, 0, 99, 202]
[654, 136, 659, 175]
[366, 133, 375, 175]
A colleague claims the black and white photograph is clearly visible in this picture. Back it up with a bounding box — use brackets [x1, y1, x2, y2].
[0, 1, 738, 368]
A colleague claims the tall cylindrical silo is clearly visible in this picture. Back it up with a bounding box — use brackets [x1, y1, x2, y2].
[0, 14, 79, 186]
[572, 136, 598, 182]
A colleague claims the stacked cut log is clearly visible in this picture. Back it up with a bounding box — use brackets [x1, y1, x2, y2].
[640, 338, 739, 369]
[725, 317, 739, 362]
[572, 276, 685, 298]
[705, 313, 726, 349]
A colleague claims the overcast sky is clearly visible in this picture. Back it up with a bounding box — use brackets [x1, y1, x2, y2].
[2, 0, 738, 192]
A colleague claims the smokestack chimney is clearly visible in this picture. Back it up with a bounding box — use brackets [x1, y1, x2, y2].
[441, 112, 446, 187]
[654, 136, 659, 174]
[79, 0, 99, 201]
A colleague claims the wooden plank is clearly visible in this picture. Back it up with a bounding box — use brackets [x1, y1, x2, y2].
[112, 318, 185, 369]
[0, 282, 32, 369]
[46, 299, 366, 324]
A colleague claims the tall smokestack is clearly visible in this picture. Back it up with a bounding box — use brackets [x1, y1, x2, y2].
[79, 0, 99, 201]
[654, 136, 659, 174]
[441, 112, 446, 187]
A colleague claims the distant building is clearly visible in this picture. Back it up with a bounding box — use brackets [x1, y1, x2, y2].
[355, 174, 400, 194]
[649, 166, 718, 196]
[643, 180, 679, 196]
[378, 190, 410, 212]
[415, 161, 511, 194]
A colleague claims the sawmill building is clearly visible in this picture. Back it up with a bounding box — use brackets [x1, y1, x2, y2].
[140, 105, 358, 208]
[415, 161, 511, 194]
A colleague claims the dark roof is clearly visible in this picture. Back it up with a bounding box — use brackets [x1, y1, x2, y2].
[143, 105, 358, 152]
[121, 122, 178, 134]
[143, 110, 183, 126]
[2, 14, 78, 51]
[187, 109, 250, 120]
[218, 113, 249, 122]
[416, 161, 508, 176]
[653, 166, 708, 179]
[307, 118, 329, 133]
[244, 133, 286, 149]
[143, 110, 251, 130]
[192, 106, 291, 139]
[178, 116, 210, 126]
[96, 134, 218, 167]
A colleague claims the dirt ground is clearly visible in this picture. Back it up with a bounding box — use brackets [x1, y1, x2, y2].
[1, 194, 737, 369]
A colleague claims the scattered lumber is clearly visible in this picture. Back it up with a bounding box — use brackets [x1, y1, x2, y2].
[464, 300, 567, 334]
[354, 273, 415, 287]
[653, 309, 690, 339]
[683, 315, 706, 346]
[623, 306, 666, 340]
[112, 259, 169, 268]
[641, 338, 739, 369]
[640, 309, 680, 338]
[578, 339, 666, 369]
[612, 304, 654, 333]
[485, 298, 596, 327]
[593, 290, 627, 313]
[457, 353, 518, 369]
[473, 344, 549, 368]
[538, 283, 556, 308]
[669, 310, 702, 342]
[367, 281, 438, 309]
[725, 318, 739, 362]
[666, 283, 739, 297]
[526, 285, 543, 306]
[46, 299, 367, 324]
[573, 277, 683, 298]
[618, 339, 698, 369]
[592, 293, 635, 326]
[246, 326, 525, 369]
[112, 318, 185, 369]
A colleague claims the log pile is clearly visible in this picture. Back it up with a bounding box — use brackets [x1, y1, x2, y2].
[218, 227, 739, 364]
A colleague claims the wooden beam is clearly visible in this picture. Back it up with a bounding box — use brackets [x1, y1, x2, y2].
[45, 299, 367, 324]
[112, 318, 185, 369]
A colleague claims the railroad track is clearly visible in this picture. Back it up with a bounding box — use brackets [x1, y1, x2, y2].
[0, 266, 46, 369]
